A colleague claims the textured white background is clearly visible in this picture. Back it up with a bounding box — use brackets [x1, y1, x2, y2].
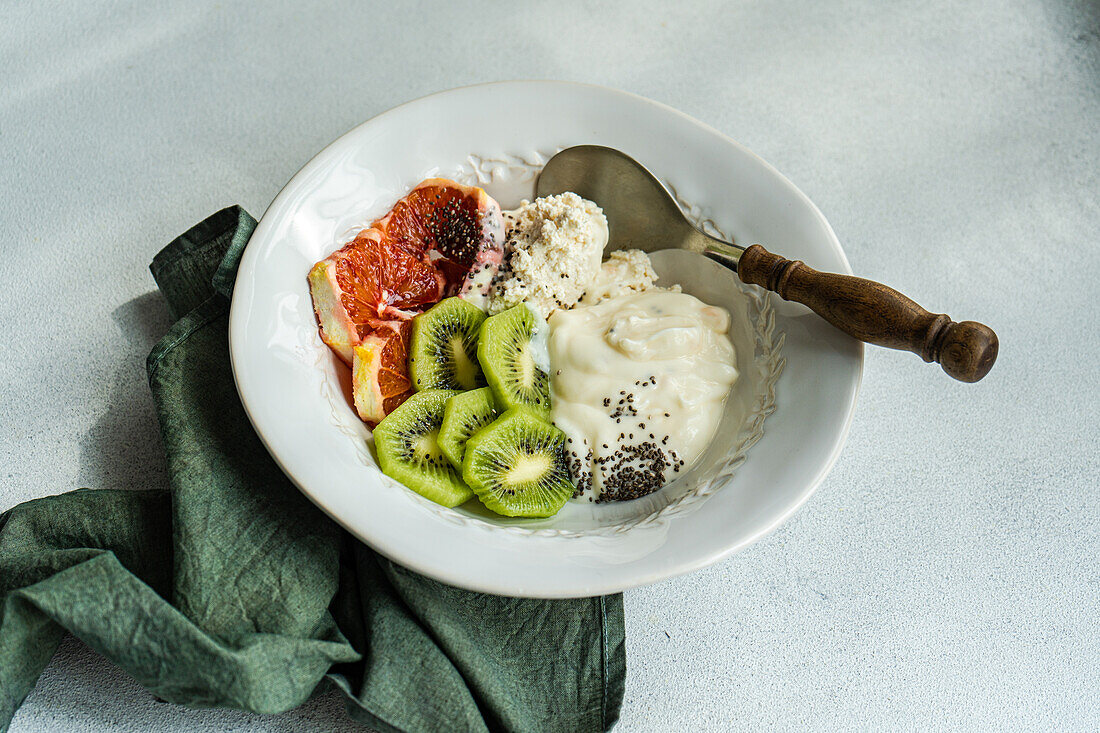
[2, 0, 1098, 730]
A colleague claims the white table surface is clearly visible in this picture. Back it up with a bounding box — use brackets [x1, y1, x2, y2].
[2, 0, 1098, 730]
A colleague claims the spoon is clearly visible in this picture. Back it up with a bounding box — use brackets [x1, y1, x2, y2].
[536, 145, 998, 383]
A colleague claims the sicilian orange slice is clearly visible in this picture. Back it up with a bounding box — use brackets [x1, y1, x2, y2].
[373, 178, 505, 300]
[351, 320, 413, 425]
[308, 229, 445, 365]
[309, 178, 505, 422]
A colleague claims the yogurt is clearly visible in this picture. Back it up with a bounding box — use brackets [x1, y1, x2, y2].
[548, 290, 739, 501]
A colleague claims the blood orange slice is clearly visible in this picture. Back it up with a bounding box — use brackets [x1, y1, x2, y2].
[309, 229, 445, 365]
[374, 178, 505, 300]
[351, 319, 413, 425]
[310, 177, 506, 423]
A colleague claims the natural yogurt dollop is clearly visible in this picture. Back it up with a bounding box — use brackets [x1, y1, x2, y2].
[548, 290, 739, 501]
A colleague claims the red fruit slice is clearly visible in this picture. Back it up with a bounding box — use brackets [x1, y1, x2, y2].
[352, 320, 413, 425]
[309, 229, 445, 364]
[374, 178, 505, 299]
[310, 178, 506, 423]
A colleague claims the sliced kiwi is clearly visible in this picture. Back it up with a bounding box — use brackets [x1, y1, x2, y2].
[462, 408, 574, 518]
[409, 297, 486, 391]
[438, 387, 499, 469]
[477, 305, 550, 419]
[373, 389, 473, 508]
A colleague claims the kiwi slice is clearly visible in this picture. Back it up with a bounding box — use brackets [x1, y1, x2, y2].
[373, 389, 473, 508]
[462, 408, 574, 518]
[409, 297, 486, 391]
[438, 387, 499, 469]
[477, 305, 550, 419]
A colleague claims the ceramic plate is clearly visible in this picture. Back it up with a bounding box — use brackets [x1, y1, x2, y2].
[228, 81, 862, 598]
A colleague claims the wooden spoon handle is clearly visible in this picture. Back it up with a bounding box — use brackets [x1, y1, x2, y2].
[736, 244, 998, 382]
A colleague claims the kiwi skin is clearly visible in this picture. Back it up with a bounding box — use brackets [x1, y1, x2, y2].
[409, 297, 486, 391]
[438, 387, 499, 469]
[477, 305, 550, 420]
[461, 407, 573, 518]
[373, 389, 473, 508]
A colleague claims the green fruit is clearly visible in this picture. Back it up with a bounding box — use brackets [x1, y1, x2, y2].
[438, 387, 499, 469]
[462, 408, 574, 518]
[373, 389, 472, 507]
[477, 305, 550, 419]
[409, 297, 486, 391]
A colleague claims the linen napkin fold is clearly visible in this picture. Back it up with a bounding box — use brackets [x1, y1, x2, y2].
[0, 207, 626, 733]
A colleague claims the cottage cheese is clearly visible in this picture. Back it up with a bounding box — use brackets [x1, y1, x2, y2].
[487, 193, 608, 319]
[579, 249, 669, 306]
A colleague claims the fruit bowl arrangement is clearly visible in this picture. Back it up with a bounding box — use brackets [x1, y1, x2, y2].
[228, 82, 862, 596]
[307, 178, 580, 518]
[305, 171, 781, 525]
[319, 235, 785, 530]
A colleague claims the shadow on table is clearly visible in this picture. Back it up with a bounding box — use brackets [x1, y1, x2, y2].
[75, 292, 173, 494]
[1061, 0, 1100, 56]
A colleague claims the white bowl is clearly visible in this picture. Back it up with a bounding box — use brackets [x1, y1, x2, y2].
[228, 81, 862, 598]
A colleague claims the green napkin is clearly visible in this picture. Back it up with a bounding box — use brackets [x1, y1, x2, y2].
[0, 207, 625, 732]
